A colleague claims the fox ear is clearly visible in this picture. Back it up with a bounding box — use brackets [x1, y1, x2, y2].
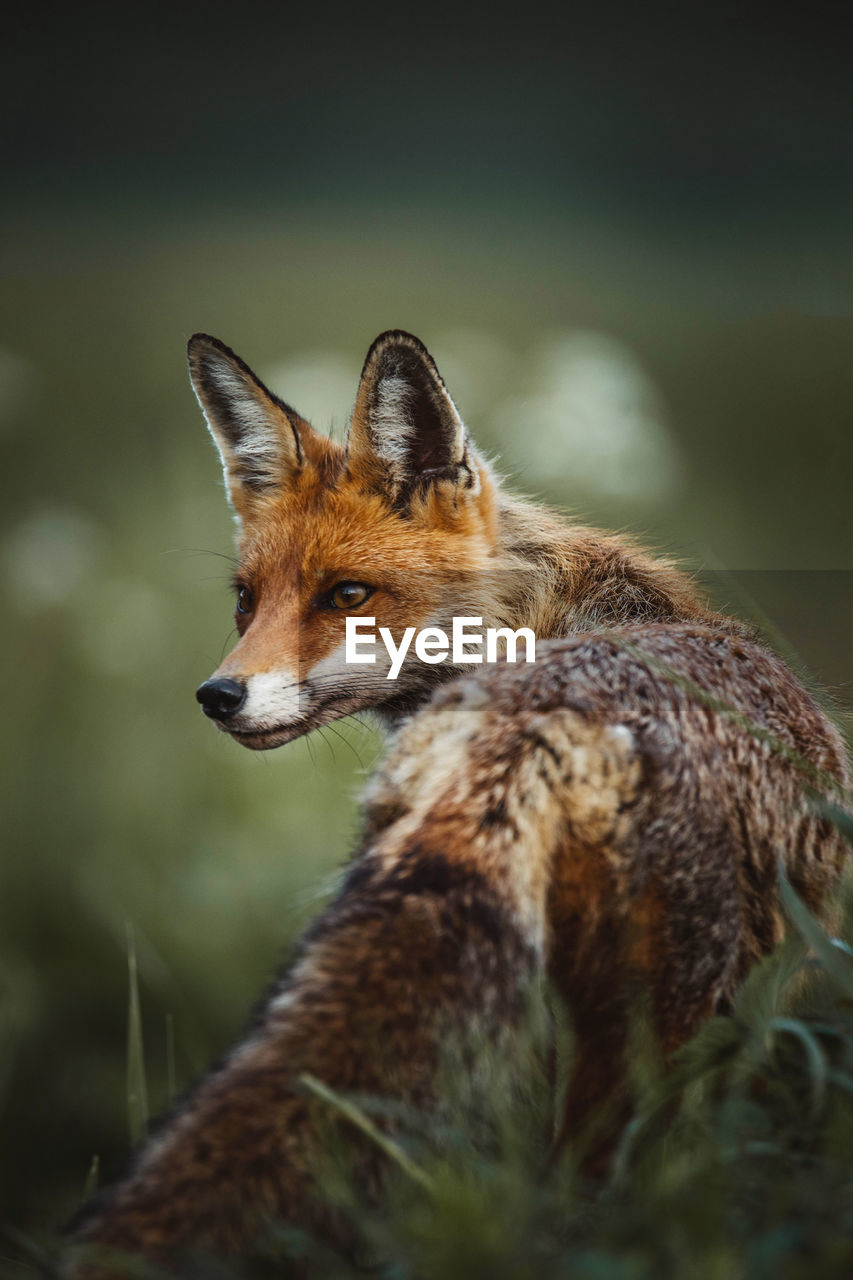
[187, 334, 305, 519]
[347, 331, 477, 501]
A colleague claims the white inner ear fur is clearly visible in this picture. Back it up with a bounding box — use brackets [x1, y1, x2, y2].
[368, 370, 467, 474]
[370, 374, 417, 467]
[197, 358, 296, 491]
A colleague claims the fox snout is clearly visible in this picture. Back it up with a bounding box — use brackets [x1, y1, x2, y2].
[194, 667, 319, 750]
[196, 676, 247, 720]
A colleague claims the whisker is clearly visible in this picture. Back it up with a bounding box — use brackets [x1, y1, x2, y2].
[219, 629, 237, 662]
[323, 722, 367, 769]
[316, 727, 338, 767]
[164, 546, 240, 567]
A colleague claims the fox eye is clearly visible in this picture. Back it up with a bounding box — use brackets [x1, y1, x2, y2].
[236, 585, 254, 615]
[330, 582, 372, 610]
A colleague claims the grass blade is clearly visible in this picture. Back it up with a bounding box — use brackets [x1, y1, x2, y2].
[299, 1073, 435, 1193]
[82, 1153, 99, 1201]
[777, 860, 853, 1000]
[165, 1012, 177, 1105]
[125, 921, 149, 1147]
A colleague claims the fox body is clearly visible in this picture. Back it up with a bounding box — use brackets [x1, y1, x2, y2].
[70, 332, 849, 1274]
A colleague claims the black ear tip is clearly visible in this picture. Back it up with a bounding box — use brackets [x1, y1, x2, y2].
[362, 330, 438, 378]
[187, 332, 225, 358]
[187, 335, 250, 387]
[370, 328, 427, 350]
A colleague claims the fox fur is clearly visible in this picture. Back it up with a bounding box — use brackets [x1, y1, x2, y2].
[68, 331, 849, 1276]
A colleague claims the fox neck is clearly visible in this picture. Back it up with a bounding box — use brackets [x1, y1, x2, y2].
[372, 496, 725, 734]
[492, 494, 722, 639]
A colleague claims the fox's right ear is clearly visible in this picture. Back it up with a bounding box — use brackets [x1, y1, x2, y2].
[187, 334, 306, 520]
[347, 330, 479, 504]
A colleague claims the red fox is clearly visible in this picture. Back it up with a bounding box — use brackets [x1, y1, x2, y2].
[69, 331, 849, 1275]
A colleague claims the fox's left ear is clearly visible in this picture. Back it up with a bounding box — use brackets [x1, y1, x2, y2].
[187, 333, 310, 522]
[347, 331, 480, 501]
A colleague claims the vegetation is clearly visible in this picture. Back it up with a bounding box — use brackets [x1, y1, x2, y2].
[6, 839, 853, 1278]
[280, 863, 853, 1280]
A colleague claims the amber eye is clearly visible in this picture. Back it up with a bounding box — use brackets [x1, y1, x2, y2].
[236, 585, 254, 615]
[330, 582, 372, 610]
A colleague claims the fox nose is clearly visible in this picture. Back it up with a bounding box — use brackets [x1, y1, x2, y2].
[196, 677, 247, 720]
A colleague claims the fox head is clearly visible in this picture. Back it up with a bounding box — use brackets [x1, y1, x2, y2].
[190, 330, 510, 749]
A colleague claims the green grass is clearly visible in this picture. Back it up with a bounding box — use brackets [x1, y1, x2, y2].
[8, 838, 853, 1280]
[236, 860, 853, 1279]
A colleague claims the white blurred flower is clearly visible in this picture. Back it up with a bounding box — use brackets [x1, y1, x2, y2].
[490, 331, 683, 502]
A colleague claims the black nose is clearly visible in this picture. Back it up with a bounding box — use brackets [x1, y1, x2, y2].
[196, 677, 247, 720]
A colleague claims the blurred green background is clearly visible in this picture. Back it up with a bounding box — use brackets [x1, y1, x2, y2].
[1, 3, 851, 1238]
